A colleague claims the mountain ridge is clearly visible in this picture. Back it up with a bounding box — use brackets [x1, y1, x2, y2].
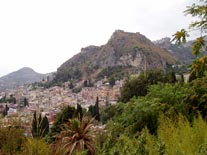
[50, 30, 177, 86]
[2, 30, 192, 90]
[0, 67, 47, 91]
[154, 37, 194, 64]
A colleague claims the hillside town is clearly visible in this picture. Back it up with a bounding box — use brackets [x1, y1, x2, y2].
[0, 79, 124, 128]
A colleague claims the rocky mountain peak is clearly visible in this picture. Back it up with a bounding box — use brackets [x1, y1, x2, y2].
[50, 30, 177, 86]
[108, 30, 153, 47]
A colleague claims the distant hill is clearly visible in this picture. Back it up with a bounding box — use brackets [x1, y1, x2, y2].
[154, 37, 194, 65]
[0, 67, 47, 91]
[50, 30, 177, 85]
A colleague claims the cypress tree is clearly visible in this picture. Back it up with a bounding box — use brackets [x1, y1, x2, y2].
[32, 111, 49, 138]
[2, 104, 9, 116]
[95, 96, 100, 121]
[32, 111, 37, 137]
[77, 103, 83, 121]
[41, 116, 49, 137]
[23, 97, 29, 107]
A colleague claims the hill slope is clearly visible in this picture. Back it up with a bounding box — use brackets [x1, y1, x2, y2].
[154, 37, 194, 65]
[0, 67, 46, 91]
[51, 30, 177, 85]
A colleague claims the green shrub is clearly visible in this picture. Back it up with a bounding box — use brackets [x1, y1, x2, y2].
[120, 70, 177, 103]
[184, 75, 207, 118]
[23, 138, 51, 155]
[98, 114, 207, 155]
[144, 114, 207, 155]
[0, 126, 25, 155]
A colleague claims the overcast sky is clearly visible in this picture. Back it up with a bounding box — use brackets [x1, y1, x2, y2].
[0, 0, 195, 77]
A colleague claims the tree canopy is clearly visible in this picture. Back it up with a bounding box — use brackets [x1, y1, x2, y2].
[173, 0, 207, 79]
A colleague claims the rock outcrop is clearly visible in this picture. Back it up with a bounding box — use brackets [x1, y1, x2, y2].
[51, 30, 177, 85]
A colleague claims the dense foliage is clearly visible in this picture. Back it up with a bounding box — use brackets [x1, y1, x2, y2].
[173, 0, 207, 80]
[0, 125, 25, 154]
[97, 115, 207, 155]
[120, 70, 177, 102]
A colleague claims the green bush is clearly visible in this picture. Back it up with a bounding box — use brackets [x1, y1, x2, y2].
[120, 70, 177, 103]
[23, 138, 51, 155]
[0, 126, 25, 155]
[157, 114, 207, 155]
[184, 75, 207, 118]
[98, 114, 207, 155]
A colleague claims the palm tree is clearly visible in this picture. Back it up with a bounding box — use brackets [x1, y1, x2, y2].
[55, 116, 96, 155]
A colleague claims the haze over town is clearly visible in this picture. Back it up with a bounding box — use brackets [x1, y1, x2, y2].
[0, 0, 194, 77]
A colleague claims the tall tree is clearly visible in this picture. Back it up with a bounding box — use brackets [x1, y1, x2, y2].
[32, 111, 49, 138]
[172, 0, 207, 80]
[23, 97, 29, 107]
[48, 106, 77, 142]
[32, 111, 37, 137]
[2, 104, 9, 116]
[88, 97, 100, 121]
[41, 116, 49, 137]
[77, 103, 83, 121]
[95, 96, 100, 121]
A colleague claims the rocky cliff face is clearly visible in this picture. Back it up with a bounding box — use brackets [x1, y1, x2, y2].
[96, 30, 176, 70]
[0, 67, 46, 91]
[52, 30, 177, 84]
